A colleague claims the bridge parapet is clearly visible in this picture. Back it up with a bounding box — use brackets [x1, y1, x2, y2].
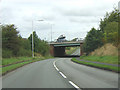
[49, 41, 84, 45]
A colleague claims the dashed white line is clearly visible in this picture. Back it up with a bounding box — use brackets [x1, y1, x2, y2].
[53, 60, 81, 89]
[55, 67, 59, 71]
[69, 81, 80, 89]
[59, 72, 67, 78]
[53, 61, 59, 71]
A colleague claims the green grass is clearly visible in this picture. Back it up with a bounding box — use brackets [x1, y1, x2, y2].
[72, 58, 119, 72]
[2, 57, 46, 75]
[2, 57, 33, 66]
[80, 55, 118, 64]
[0, 68, 1, 75]
[2, 61, 32, 74]
[1, 56, 53, 75]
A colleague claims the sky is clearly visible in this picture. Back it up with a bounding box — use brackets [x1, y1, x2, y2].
[0, 0, 119, 41]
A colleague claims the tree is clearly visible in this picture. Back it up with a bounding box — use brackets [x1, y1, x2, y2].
[72, 38, 78, 41]
[99, 8, 119, 33]
[28, 31, 50, 56]
[103, 22, 118, 44]
[99, 8, 119, 46]
[2, 24, 20, 57]
[17, 37, 31, 57]
[83, 28, 103, 55]
[28, 31, 40, 53]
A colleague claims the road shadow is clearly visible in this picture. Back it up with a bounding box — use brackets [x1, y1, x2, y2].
[54, 55, 80, 58]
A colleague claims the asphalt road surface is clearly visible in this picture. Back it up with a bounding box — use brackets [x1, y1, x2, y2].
[2, 57, 118, 89]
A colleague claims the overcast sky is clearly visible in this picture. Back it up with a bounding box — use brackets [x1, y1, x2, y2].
[0, 0, 119, 41]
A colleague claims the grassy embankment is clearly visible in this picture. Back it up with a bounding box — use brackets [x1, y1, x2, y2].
[1, 56, 53, 75]
[65, 47, 79, 55]
[72, 44, 119, 72]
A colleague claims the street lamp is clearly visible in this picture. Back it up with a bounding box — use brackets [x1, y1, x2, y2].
[32, 20, 44, 58]
[50, 24, 54, 42]
[51, 24, 52, 42]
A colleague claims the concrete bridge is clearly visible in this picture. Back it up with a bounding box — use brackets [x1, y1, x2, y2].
[49, 41, 84, 57]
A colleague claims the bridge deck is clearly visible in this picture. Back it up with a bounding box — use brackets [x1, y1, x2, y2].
[49, 41, 83, 47]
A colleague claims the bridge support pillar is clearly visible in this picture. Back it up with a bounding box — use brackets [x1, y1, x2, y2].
[80, 43, 83, 56]
[50, 45, 54, 56]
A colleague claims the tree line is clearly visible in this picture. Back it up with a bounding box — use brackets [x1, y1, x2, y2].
[83, 8, 119, 55]
[2, 24, 50, 58]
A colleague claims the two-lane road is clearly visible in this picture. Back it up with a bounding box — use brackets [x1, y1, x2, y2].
[3, 58, 118, 88]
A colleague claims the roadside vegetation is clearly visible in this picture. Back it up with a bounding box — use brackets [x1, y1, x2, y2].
[80, 43, 118, 64]
[72, 8, 119, 72]
[82, 8, 119, 55]
[1, 24, 52, 75]
[65, 47, 78, 55]
[72, 58, 119, 72]
[80, 55, 118, 64]
[2, 24, 50, 58]
[2, 56, 53, 75]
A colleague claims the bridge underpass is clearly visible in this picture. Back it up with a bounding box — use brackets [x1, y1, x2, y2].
[49, 41, 83, 57]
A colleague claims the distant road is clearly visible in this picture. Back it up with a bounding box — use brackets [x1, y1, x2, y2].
[71, 48, 80, 55]
[3, 58, 118, 88]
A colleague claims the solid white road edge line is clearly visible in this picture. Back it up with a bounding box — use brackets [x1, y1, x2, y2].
[69, 81, 80, 89]
[59, 72, 67, 78]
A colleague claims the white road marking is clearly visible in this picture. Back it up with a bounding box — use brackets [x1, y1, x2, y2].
[53, 61, 59, 71]
[55, 67, 59, 71]
[59, 72, 67, 78]
[53, 60, 81, 89]
[69, 81, 80, 89]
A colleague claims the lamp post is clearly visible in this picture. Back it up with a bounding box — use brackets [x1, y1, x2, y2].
[50, 24, 54, 42]
[51, 24, 52, 42]
[32, 20, 44, 58]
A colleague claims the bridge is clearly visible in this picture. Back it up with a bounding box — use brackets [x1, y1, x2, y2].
[49, 41, 84, 57]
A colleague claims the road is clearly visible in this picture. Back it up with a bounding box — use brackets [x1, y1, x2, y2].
[2, 57, 118, 88]
[71, 48, 80, 55]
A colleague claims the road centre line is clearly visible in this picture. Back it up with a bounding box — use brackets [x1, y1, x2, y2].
[69, 81, 80, 89]
[53, 60, 80, 89]
[59, 72, 67, 78]
[55, 67, 59, 71]
[53, 61, 59, 71]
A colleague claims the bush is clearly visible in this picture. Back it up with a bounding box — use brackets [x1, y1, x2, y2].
[83, 28, 103, 55]
[2, 49, 13, 58]
[66, 47, 70, 50]
[17, 48, 32, 57]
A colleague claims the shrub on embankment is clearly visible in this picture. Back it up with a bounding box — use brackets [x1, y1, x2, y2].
[82, 8, 119, 55]
[90, 43, 118, 56]
[80, 43, 118, 65]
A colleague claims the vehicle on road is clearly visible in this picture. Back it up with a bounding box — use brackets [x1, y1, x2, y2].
[57, 35, 66, 42]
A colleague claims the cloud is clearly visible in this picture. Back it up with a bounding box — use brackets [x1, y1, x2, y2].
[69, 16, 100, 23]
[0, 0, 119, 41]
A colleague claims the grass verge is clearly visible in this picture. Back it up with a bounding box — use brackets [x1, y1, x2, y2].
[1, 56, 53, 76]
[71, 58, 119, 73]
[2, 57, 34, 66]
[80, 55, 118, 64]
